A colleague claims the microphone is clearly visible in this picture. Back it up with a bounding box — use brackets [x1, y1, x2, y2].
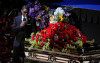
[23, 17, 26, 21]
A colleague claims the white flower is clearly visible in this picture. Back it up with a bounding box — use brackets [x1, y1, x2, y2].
[59, 10, 65, 15]
[54, 7, 65, 16]
[50, 7, 65, 24]
[54, 11, 58, 16]
[50, 20, 57, 24]
[36, 21, 39, 26]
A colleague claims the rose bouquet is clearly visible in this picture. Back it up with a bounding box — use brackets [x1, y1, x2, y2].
[25, 7, 94, 53]
[25, 22, 94, 52]
[0, 17, 15, 62]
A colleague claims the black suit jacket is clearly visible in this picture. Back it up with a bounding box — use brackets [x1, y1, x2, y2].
[12, 15, 37, 42]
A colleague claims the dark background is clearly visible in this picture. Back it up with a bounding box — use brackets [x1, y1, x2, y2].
[70, 8, 100, 45]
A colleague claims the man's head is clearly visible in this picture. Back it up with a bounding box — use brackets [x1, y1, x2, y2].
[21, 5, 29, 17]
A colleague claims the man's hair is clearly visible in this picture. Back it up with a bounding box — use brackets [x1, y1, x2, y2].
[22, 5, 28, 10]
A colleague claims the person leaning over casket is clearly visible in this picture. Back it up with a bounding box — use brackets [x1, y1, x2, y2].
[11, 5, 37, 63]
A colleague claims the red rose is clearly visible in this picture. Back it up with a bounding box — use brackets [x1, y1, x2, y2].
[0, 57, 2, 60]
[0, 41, 4, 45]
[57, 46, 62, 50]
[3, 18, 5, 23]
[41, 38, 44, 41]
[36, 38, 38, 43]
[2, 27, 4, 30]
[41, 33, 44, 37]
[49, 39, 55, 48]
[1, 52, 4, 55]
[0, 21, 2, 23]
[5, 37, 9, 41]
[7, 18, 11, 22]
[50, 34, 55, 39]
[7, 58, 10, 62]
[46, 33, 50, 38]
[9, 25, 12, 28]
[0, 29, 2, 32]
[7, 49, 11, 53]
[9, 46, 13, 49]
[32, 35, 36, 40]
[5, 42, 8, 45]
[73, 38, 78, 42]
[40, 42, 44, 46]
[64, 46, 68, 49]
[55, 23, 59, 28]
[1, 48, 5, 51]
[37, 26, 40, 31]
[44, 38, 47, 43]
[36, 34, 39, 38]
[36, 34, 39, 43]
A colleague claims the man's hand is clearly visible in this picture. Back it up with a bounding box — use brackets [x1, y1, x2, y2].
[20, 21, 27, 28]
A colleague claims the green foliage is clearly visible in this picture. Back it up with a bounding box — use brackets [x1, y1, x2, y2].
[86, 39, 94, 45]
[75, 40, 83, 48]
[64, 25, 67, 29]
[45, 42, 50, 49]
[42, 42, 50, 50]
[43, 45, 46, 50]
[30, 32, 34, 37]
[62, 49, 67, 53]
[52, 48, 59, 52]
[36, 32, 41, 35]
[67, 44, 75, 49]
[28, 40, 36, 50]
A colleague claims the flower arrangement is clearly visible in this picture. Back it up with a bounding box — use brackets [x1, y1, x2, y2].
[0, 5, 20, 62]
[0, 17, 15, 62]
[49, 7, 71, 24]
[25, 7, 94, 53]
[27, 0, 50, 31]
[0, 34, 14, 62]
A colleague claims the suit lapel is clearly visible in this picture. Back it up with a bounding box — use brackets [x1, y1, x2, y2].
[18, 15, 22, 25]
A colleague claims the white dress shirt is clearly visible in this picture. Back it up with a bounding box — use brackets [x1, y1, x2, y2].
[22, 15, 27, 22]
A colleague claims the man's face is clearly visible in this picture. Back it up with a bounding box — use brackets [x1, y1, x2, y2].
[21, 9, 28, 16]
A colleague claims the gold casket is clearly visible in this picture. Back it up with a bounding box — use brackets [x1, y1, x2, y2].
[24, 43, 100, 63]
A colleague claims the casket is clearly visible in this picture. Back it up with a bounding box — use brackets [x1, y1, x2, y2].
[24, 42, 100, 63]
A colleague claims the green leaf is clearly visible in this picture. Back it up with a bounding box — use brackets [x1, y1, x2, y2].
[43, 46, 46, 50]
[64, 25, 67, 29]
[62, 49, 67, 53]
[52, 48, 59, 52]
[36, 32, 41, 35]
[44, 30, 46, 32]
[38, 41, 41, 45]
[79, 41, 83, 47]
[30, 32, 34, 37]
[25, 38, 29, 42]
[34, 43, 39, 49]
[29, 41, 34, 44]
[28, 40, 36, 50]
[67, 44, 70, 48]
[47, 38, 50, 42]
[65, 35, 69, 38]
[70, 44, 75, 49]
[75, 40, 83, 48]
[67, 44, 75, 49]
[45, 42, 50, 49]
[86, 39, 95, 45]
[39, 36, 41, 40]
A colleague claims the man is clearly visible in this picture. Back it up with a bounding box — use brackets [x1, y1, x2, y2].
[12, 5, 37, 63]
